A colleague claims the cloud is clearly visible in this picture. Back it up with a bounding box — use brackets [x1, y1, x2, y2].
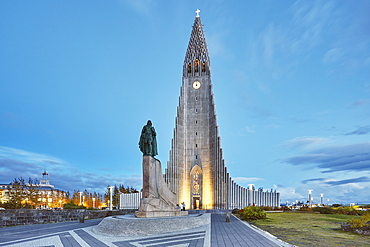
[301, 177, 327, 184]
[348, 99, 370, 108]
[0, 146, 142, 194]
[284, 142, 370, 173]
[233, 177, 264, 185]
[345, 125, 370, 135]
[325, 176, 370, 186]
[232, 125, 257, 137]
[283, 136, 328, 149]
[323, 48, 343, 63]
[273, 184, 305, 202]
[119, 0, 155, 15]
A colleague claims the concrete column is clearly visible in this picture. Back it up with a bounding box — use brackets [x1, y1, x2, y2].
[248, 184, 254, 206]
[308, 190, 313, 208]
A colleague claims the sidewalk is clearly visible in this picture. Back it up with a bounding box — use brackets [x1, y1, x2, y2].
[211, 214, 292, 247]
[0, 213, 293, 247]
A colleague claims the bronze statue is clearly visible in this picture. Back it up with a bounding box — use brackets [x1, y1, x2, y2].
[139, 120, 158, 157]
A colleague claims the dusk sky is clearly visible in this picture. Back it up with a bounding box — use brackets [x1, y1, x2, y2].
[1, 0, 369, 205]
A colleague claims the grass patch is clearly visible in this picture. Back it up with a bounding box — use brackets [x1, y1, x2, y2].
[252, 212, 369, 247]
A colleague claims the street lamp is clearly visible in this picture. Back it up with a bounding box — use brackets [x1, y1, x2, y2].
[108, 186, 114, 210]
[79, 192, 83, 206]
[308, 190, 313, 208]
[320, 193, 324, 206]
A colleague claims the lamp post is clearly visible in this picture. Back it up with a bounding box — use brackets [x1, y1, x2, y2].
[93, 197, 95, 208]
[308, 190, 313, 208]
[79, 192, 83, 206]
[327, 199, 329, 206]
[320, 193, 324, 206]
[108, 186, 114, 210]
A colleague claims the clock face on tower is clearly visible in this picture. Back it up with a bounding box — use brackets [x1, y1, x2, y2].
[193, 81, 201, 89]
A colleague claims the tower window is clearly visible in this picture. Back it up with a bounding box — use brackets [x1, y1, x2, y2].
[195, 59, 199, 72]
[195, 120, 197, 124]
[195, 96, 197, 101]
[195, 132, 197, 136]
[195, 143, 198, 147]
[188, 63, 191, 73]
[202, 62, 206, 72]
[195, 108, 198, 113]
[196, 155, 197, 159]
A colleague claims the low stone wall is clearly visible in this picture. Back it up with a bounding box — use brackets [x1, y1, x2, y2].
[94, 213, 211, 236]
[341, 224, 370, 236]
[0, 209, 136, 227]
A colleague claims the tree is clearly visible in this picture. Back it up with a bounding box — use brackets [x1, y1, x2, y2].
[71, 190, 80, 205]
[104, 186, 110, 207]
[65, 191, 71, 203]
[8, 177, 26, 208]
[113, 185, 120, 207]
[27, 177, 40, 208]
[130, 186, 138, 193]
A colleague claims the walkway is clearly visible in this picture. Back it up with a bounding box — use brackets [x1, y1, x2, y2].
[0, 213, 292, 247]
[211, 214, 289, 247]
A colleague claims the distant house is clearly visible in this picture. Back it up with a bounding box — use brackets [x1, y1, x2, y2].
[0, 170, 66, 208]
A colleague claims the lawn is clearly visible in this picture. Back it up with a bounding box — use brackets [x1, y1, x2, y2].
[252, 212, 370, 247]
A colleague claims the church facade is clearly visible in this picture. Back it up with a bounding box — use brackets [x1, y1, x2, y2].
[164, 13, 280, 210]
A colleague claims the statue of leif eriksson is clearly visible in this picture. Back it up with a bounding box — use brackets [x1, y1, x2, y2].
[139, 120, 158, 157]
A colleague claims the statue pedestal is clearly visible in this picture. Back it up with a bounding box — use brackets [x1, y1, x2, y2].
[135, 211, 188, 218]
[135, 156, 188, 218]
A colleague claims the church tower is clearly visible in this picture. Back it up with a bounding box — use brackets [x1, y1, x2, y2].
[165, 11, 228, 209]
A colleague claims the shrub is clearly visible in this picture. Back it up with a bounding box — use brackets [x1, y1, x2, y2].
[335, 207, 347, 215]
[239, 206, 266, 221]
[261, 206, 272, 211]
[348, 212, 370, 229]
[232, 208, 240, 214]
[63, 201, 86, 209]
[313, 207, 335, 214]
[298, 207, 312, 212]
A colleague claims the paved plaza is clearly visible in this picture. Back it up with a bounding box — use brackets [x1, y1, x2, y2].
[0, 214, 292, 247]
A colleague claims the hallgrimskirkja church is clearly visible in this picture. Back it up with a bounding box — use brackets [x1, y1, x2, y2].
[163, 11, 280, 210]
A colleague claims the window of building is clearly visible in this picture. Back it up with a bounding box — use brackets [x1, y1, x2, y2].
[195, 108, 198, 113]
[193, 172, 200, 195]
[195, 96, 197, 101]
[202, 62, 206, 72]
[188, 63, 191, 73]
[195, 120, 197, 124]
[195, 143, 198, 147]
[195, 132, 197, 136]
[195, 59, 199, 72]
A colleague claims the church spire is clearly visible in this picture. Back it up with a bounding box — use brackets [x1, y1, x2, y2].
[183, 11, 210, 77]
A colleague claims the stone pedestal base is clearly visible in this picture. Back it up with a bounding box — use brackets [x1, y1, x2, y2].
[135, 210, 188, 218]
